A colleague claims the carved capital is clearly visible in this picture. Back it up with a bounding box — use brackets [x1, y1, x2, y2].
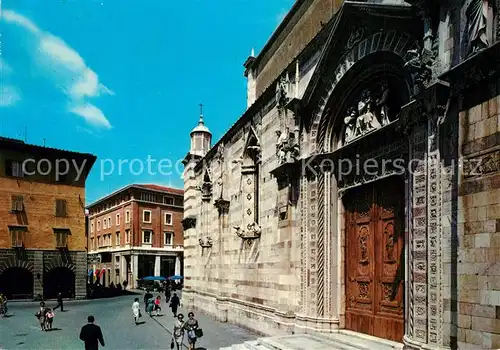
[214, 198, 230, 214]
[199, 236, 213, 248]
[181, 216, 197, 230]
[234, 222, 261, 240]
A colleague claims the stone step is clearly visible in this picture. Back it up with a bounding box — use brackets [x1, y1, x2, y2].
[218, 331, 404, 350]
[257, 334, 364, 350]
[312, 331, 404, 350]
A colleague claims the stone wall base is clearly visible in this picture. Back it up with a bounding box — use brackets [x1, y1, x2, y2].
[403, 335, 451, 350]
[0, 249, 87, 300]
[183, 290, 340, 337]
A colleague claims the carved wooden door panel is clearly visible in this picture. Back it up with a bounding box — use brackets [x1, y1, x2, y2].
[345, 185, 375, 337]
[345, 179, 404, 342]
[373, 179, 404, 342]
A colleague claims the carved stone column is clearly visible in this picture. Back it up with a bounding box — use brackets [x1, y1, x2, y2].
[401, 81, 449, 349]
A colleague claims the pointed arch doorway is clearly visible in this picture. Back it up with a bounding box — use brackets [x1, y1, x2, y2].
[344, 176, 405, 342]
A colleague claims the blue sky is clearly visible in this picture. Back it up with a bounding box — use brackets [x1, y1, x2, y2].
[0, 0, 294, 204]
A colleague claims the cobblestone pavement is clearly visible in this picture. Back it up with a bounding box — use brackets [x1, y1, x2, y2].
[0, 293, 259, 350]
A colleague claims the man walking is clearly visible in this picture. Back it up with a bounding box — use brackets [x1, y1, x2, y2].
[53, 292, 64, 311]
[79, 315, 105, 350]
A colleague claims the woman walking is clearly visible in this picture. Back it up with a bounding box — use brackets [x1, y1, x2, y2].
[154, 295, 161, 316]
[170, 293, 180, 317]
[172, 313, 185, 350]
[184, 312, 200, 350]
[132, 298, 141, 325]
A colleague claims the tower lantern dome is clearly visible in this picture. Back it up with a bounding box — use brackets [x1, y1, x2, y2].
[189, 103, 212, 157]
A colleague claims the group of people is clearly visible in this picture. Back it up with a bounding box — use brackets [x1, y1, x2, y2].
[35, 301, 56, 331]
[130, 289, 201, 349]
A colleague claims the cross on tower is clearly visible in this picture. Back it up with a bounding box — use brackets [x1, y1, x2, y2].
[199, 103, 204, 116]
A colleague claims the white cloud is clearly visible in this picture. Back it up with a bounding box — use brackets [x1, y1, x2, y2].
[70, 103, 112, 129]
[1, 10, 113, 128]
[1, 10, 40, 34]
[0, 86, 21, 107]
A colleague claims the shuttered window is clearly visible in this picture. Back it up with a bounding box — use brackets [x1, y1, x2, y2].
[11, 195, 24, 212]
[54, 229, 70, 247]
[55, 199, 67, 217]
[9, 226, 27, 247]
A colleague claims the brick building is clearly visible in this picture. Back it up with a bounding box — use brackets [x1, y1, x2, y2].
[183, 0, 500, 349]
[0, 137, 96, 300]
[87, 184, 184, 289]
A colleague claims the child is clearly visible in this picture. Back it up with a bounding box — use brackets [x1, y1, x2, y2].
[154, 295, 161, 316]
[45, 308, 55, 330]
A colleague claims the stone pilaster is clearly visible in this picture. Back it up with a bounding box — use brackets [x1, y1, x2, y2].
[74, 251, 87, 299]
[33, 250, 44, 298]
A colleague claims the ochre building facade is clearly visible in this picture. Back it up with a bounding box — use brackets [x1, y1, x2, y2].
[183, 1, 500, 349]
[0, 137, 96, 300]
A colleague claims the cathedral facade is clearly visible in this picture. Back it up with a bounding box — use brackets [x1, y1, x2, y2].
[183, 1, 500, 349]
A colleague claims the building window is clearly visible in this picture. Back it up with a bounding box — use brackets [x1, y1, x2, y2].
[97, 221, 101, 230]
[11, 195, 24, 212]
[108, 217, 111, 227]
[116, 232, 120, 246]
[5, 160, 24, 178]
[9, 225, 26, 247]
[103, 219, 107, 229]
[125, 229, 131, 244]
[98, 236, 101, 247]
[140, 192, 155, 202]
[143, 210, 152, 223]
[142, 230, 152, 244]
[164, 213, 172, 225]
[163, 196, 173, 205]
[54, 229, 70, 248]
[125, 210, 130, 223]
[116, 214, 120, 226]
[164, 232, 173, 246]
[90, 222, 94, 233]
[55, 199, 67, 217]
[90, 237, 94, 250]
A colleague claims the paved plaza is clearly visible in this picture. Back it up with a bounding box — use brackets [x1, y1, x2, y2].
[0, 293, 259, 350]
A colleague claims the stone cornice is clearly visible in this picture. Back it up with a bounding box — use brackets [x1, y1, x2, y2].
[439, 41, 500, 93]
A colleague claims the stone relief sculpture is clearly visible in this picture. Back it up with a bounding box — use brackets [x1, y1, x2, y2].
[375, 83, 391, 126]
[344, 107, 357, 143]
[275, 128, 300, 164]
[343, 86, 394, 144]
[199, 236, 213, 248]
[404, 48, 434, 94]
[276, 74, 290, 108]
[356, 90, 381, 135]
[466, 0, 489, 55]
[196, 169, 213, 201]
[215, 143, 225, 200]
[234, 222, 262, 240]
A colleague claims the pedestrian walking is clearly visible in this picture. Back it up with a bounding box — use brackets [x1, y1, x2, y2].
[79, 315, 105, 350]
[35, 301, 47, 331]
[169, 293, 180, 317]
[45, 308, 55, 330]
[184, 312, 201, 350]
[53, 292, 64, 311]
[171, 313, 185, 350]
[165, 285, 171, 302]
[132, 298, 141, 325]
[154, 295, 162, 316]
[146, 297, 155, 317]
[143, 290, 153, 312]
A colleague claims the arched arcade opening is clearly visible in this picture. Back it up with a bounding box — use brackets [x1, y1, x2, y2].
[0, 267, 34, 299]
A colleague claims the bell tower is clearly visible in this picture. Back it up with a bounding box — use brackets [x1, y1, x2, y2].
[189, 103, 212, 157]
